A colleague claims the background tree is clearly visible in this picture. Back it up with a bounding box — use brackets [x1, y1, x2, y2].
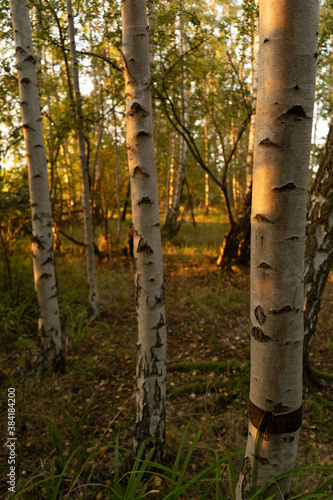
[66, 0, 99, 316]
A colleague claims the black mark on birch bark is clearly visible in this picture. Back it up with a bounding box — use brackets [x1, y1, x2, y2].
[135, 130, 152, 138]
[254, 305, 266, 325]
[278, 105, 308, 121]
[274, 402, 289, 413]
[133, 166, 150, 177]
[135, 274, 141, 307]
[283, 435, 295, 443]
[264, 38, 269, 43]
[23, 124, 36, 131]
[42, 256, 53, 266]
[137, 237, 153, 254]
[154, 379, 161, 408]
[254, 455, 269, 465]
[259, 138, 282, 148]
[254, 214, 272, 223]
[273, 183, 296, 192]
[151, 285, 165, 309]
[20, 77, 31, 84]
[258, 262, 272, 269]
[152, 313, 165, 330]
[16, 46, 26, 54]
[294, 84, 300, 90]
[24, 55, 36, 64]
[31, 235, 45, 249]
[286, 236, 299, 241]
[138, 196, 153, 205]
[155, 331, 163, 347]
[39, 273, 52, 280]
[129, 102, 148, 116]
[251, 327, 270, 343]
[270, 305, 292, 315]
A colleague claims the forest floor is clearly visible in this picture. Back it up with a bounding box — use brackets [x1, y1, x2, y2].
[0, 213, 332, 499]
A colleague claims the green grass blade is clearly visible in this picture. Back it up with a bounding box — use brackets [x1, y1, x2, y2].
[175, 430, 202, 491]
[125, 445, 155, 498]
[225, 447, 237, 499]
[42, 416, 64, 469]
[113, 433, 122, 500]
[169, 422, 191, 494]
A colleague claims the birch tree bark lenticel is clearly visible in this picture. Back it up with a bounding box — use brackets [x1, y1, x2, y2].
[237, 1, 319, 498]
[121, 0, 167, 458]
[10, 0, 63, 365]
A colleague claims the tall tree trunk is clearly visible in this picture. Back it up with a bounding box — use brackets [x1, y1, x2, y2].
[237, 1, 318, 498]
[147, 0, 155, 67]
[218, 9, 259, 268]
[10, 0, 63, 365]
[163, 131, 176, 225]
[164, 0, 189, 236]
[66, 0, 99, 316]
[204, 116, 209, 215]
[304, 119, 333, 371]
[113, 103, 121, 243]
[121, 180, 131, 222]
[121, 0, 167, 459]
[245, 12, 259, 196]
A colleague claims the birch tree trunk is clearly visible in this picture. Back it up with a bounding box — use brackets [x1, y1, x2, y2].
[217, 10, 259, 267]
[10, 0, 63, 365]
[304, 119, 333, 370]
[245, 12, 259, 196]
[204, 116, 209, 216]
[66, 0, 99, 316]
[121, 0, 167, 459]
[163, 131, 175, 225]
[164, 0, 189, 236]
[237, 1, 319, 498]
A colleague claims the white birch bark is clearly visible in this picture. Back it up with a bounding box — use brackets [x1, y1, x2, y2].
[10, 0, 62, 364]
[204, 115, 209, 215]
[237, 1, 319, 498]
[66, 0, 99, 316]
[147, 0, 155, 67]
[165, 0, 189, 235]
[245, 11, 259, 196]
[121, 0, 167, 458]
[163, 131, 175, 225]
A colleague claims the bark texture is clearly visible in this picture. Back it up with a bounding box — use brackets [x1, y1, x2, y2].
[304, 119, 333, 368]
[66, 0, 99, 316]
[164, 0, 189, 236]
[121, 0, 167, 458]
[10, 0, 62, 364]
[237, 1, 319, 498]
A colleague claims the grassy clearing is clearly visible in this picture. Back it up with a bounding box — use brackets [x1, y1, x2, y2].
[0, 214, 332, 499]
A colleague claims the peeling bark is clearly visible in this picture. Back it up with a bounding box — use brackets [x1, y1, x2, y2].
[10, 0, 63, 366]
[121, 0, 166, 460]
[237, 1, 319, 498]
